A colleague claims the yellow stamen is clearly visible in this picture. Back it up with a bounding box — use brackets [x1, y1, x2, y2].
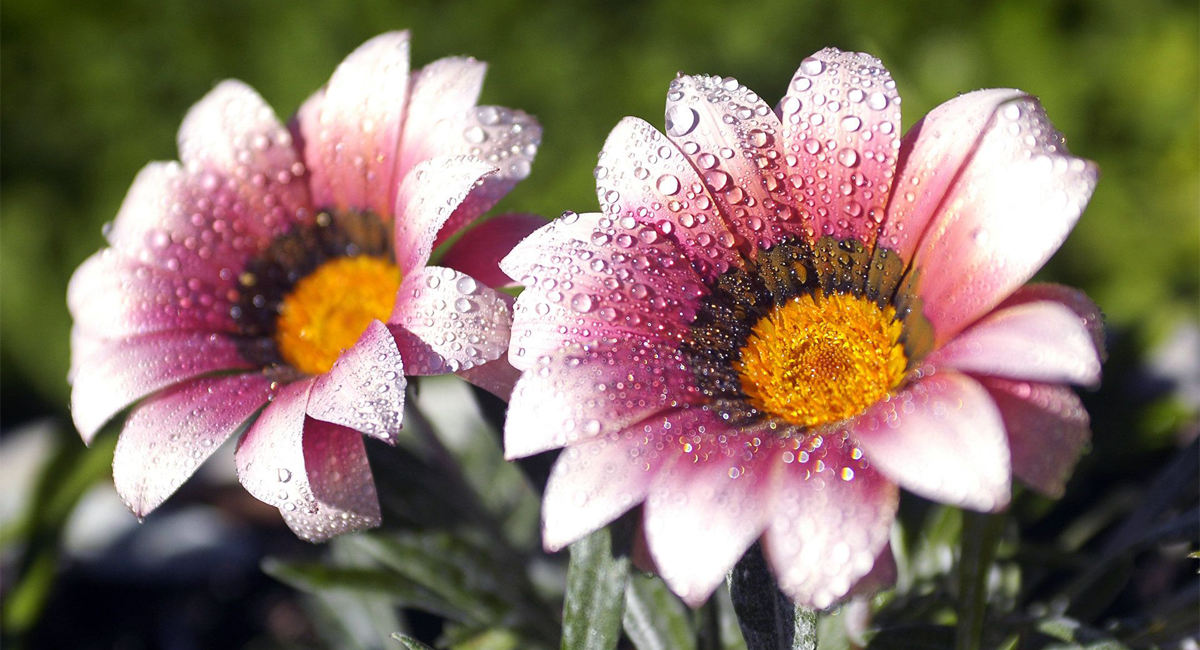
[735, 290, 907, 428]
[275, 256, 401, 375]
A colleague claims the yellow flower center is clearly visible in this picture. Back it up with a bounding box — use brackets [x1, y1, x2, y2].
[275, 256, 401, 375]
[735, 290, 907, 428]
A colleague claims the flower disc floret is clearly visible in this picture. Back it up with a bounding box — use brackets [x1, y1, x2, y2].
[275, 256, 401, 375]
[736, 290, 906, 428]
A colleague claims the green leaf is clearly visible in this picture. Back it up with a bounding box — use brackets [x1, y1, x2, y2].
[445, 627, 527, 650]
[349, 533, 512, 626]
[1123, 506, 1200, 551]
[1099, 437, 1198, 558]
[561, 526, 631, 650]
[409, 376, 541, 549]
[954, 511, 1005, 650]
[346, 532, 557, 642]
[728, 542, 817, 650]
[301, 537, 406, 650]
[905, 505, 963, 588]
[1035, 616, 1131, 650]
[623, 572, 696, 650]
[712, 587, 749, 650]
[392, 633, 437, 650]
[1, 426, 117, 638]
[262, 558, 466, 621]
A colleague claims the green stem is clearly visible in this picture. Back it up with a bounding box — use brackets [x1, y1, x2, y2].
[955, 510, 1006, 650]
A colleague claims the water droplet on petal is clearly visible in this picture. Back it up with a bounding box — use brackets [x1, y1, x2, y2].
[665, 105, 699, 137]
[800, 57, 826, 75]
[655, 174, 681, 195]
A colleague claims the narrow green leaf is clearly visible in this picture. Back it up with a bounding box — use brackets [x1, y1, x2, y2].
[1099, 437, 1198, 558]
[623, 572, 696, 650]
[954, 511, 1005, 650]
[909, 505, 963, 586]
[561, 526, 631, 650]
[445, 627, 527, 650]
[728, 542, 817, 650]
[347, 532, 558, 643]
[262, 558, 465, 621]
[2, 427, 117, 638]
[1035, 616, 1132, 650]
[348, 533, 510, 625]
[301, 537, 406, 650]
[1, 549, 56, 635]
[392, 633, 437, 650]
[814, 609, 852, 650]
[712, 588, 749, 650]
[1122, 506, 1200, 552]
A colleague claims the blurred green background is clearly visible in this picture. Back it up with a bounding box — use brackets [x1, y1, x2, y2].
[2, 0, 1197, 420]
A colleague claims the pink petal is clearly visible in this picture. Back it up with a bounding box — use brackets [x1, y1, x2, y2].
[235, 379, 313, 509]
[504, 341, 702, 459]
[594, 117, 743, 280]
[778, 48, 902, 252]
[235, 380, 381, 541]
[433, 106, 542, 248]
[68, 327, 104, 384]
[661, 75, 802, 256]
[981, 377, 1090, 498]
[283, 419, 381, 542]
[845, 543, 898, 600]
[105, 162, 306, 286]
[105, 81, 312, 285]
[907, 94, 1098, 345]
[998, 283, 1106, 355]
[541, 431, 670, 552]
[438, 213, 548, 289]
[762, 437, 898, 609]
[877, 89, 1023, 267]
[501, 211, 705, 370]
[394, 56, 488, 183]
[68, 248, 237, 339]
[393, 56, 539, 246]
[174, 79, 311, 241]
[852, 371, 1011, 511]
[71, 332, 254, 444]
[308, 320, 406, 444]
[297, 31, 411, 218]
[457, 355, 523, 401]
[642, 420, 781, 606]
[928, 299, 1102, 386]
[113, 374, 275, 516]
[388, 266, 511, 375]
[392, 157, 496, 275]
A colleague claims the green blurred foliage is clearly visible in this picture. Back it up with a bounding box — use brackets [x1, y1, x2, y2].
[2, 0, 1197, 414]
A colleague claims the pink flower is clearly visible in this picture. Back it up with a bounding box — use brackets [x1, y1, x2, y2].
[68, 32, 545, 541]
[501, 48, 1102, 608]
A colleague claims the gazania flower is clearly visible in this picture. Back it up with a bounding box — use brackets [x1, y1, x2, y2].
[68, 32, 543, 541]
[501, 48, 1102, 607]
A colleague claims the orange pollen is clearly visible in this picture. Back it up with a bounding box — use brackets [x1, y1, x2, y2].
[275, 256, 401, 375]
[735, 290, 907, 428]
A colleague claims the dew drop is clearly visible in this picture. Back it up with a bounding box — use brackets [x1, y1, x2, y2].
[570, 293, 595, 313]
[655, 174, 681, 195]
[463, 125, 487, 144]
[665, 105, 699, 137]
[800, 57, 826, 75]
